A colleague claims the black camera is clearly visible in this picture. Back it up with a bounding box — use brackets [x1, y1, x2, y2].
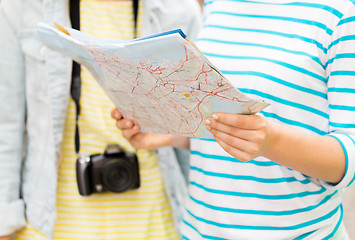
[76, 144, 140, 196]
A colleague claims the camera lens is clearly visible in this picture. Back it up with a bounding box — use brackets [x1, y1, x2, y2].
[102, 159, 135, 192]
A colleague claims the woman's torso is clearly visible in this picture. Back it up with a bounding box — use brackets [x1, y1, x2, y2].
[182, 0, 354, 239]
[15, 1, 178, 239]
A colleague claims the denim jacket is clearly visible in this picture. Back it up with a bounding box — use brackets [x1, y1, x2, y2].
[0, 0, 201, 237]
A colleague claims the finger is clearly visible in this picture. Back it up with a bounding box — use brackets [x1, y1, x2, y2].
[116, 119, 134, 130]
[212, 113, 264, 130]
[205, 118, 257, 141]
[214, 136, 253, 162]
[111, 108, 122, 120]
[122, 124, 141, 141]
[209, 127, 258, 155]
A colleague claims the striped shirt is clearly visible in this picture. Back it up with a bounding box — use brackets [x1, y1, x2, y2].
[181, 0, 355, 239]
[14, 1, 178, 239]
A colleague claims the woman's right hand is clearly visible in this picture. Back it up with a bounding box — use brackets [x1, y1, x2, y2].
[111, 108, 173, 150]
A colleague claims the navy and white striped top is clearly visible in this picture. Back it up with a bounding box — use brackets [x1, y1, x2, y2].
[182, 0, 355, 239]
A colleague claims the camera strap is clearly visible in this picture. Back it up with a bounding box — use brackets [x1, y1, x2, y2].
[70, 0, 81, 154]
[70, 0, 139, 154]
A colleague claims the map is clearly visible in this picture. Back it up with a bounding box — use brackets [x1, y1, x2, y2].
[37, 23, 269, 138]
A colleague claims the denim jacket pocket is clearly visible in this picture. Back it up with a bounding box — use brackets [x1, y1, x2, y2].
[19, 29, 45, 62]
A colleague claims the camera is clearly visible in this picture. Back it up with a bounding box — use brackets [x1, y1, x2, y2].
[76, 144, 140, 196]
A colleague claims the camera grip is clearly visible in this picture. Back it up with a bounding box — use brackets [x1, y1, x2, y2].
[76, 156, 92, 196]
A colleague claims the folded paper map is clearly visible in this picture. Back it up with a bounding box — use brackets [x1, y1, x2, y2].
[37, 23, 269, 138]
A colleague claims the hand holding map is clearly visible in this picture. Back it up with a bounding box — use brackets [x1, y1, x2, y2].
[37, 23, 269, 138]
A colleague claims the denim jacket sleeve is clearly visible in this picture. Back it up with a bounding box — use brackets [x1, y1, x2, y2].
[0, 2, 27, 235]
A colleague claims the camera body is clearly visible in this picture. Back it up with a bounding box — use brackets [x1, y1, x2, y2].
[76, 144, 140, 196]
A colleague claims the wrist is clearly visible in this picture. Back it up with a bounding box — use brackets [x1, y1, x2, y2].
[262, 119, 281, 159]
[144, 133, 173, 150]
[161, 134, 174, 147]
[170, 135, 190, 150]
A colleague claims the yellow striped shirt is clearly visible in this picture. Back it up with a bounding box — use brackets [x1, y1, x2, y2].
[14, 1, 178, 239]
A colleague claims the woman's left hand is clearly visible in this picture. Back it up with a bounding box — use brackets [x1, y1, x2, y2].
[205, 113, 275, 162]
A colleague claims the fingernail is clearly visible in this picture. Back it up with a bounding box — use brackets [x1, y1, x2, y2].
[206, 125, 211, 130]
[205, 119, 211, 125]
[212, 114, 218, 120]
[126, 122, 131, 127]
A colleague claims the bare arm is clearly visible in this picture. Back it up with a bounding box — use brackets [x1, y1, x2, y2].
[206, 113, 346, 184]
[265, 121, 345, 184]
[111, 109, 190, 150]
[197, 0, 203, 8]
